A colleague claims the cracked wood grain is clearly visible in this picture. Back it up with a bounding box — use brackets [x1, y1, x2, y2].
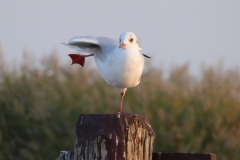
[74, 113, 155, 160]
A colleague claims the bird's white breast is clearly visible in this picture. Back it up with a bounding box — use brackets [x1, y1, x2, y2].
[94, 48, 144, 89]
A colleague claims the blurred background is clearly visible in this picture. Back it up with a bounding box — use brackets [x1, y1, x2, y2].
[0, 1, 240, 160]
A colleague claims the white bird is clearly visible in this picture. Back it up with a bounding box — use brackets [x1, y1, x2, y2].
[63, 32, 150, 113]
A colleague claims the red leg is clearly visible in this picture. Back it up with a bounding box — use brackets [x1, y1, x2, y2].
[84, 54, 94, 57]
[117, 91, 125, 113]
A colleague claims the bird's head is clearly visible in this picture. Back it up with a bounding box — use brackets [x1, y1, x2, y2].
[119, 32, 141, 50]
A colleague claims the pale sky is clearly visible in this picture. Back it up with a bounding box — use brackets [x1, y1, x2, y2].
[0, 1, 239, 75]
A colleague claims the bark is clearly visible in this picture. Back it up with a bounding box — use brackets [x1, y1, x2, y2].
[74, 113, 156, 160]
[59, 151, 74, 160]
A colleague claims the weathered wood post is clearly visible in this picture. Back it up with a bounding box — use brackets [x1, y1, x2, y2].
[152, 153, 216, 160]
[59, 113, 217, 160]
[60, 151, 74, 160]
[73, 113, 155, 160]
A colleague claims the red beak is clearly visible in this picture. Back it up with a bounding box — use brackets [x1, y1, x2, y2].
[119, 43, 127, 48]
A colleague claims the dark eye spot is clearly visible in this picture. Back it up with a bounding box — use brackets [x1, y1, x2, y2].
[130, 38, 133, 43]
[119, 39, 121, 43]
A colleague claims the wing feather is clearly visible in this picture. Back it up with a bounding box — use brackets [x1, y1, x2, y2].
[65, 36, 100, 53]
[62, 35, 118, 55]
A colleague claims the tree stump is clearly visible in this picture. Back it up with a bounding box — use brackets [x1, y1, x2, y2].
[74, 113, 156, 160]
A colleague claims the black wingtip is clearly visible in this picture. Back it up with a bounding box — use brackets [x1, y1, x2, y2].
[61, 42, 68, 46]
[142, 54, 151, 59]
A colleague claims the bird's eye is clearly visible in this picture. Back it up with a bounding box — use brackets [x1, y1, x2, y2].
[130, 38, 133, 43]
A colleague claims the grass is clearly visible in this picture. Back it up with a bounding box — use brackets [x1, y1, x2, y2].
[0, 49, 240, 160]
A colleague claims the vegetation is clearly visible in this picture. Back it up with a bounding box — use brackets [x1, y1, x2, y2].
[0, 50, 240, 160]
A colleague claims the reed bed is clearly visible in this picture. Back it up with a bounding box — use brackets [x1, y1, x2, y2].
[0, 50, 240, 160]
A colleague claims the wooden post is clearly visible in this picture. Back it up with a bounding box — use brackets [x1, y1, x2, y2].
[59, 151, 74, 160]
[74, 113, 156, 160]
[59, 114, 217, 160]
[152, 152, 216, 160]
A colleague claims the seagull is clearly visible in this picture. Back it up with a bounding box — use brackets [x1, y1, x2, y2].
[63, 32, 150, 113]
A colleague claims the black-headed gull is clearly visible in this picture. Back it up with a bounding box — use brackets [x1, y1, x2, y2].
[63, 32, 150, 113]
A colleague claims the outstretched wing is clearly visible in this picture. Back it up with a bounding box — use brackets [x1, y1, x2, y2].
[62, 36, 118, 54]
[62, 36, 101, 54]
[63, 35, 119, 65]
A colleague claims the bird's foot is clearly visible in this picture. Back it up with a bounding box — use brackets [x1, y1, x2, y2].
[69, 54, 86, 67]
[68, 54, 94, 67]
[116, 109, 123, 114]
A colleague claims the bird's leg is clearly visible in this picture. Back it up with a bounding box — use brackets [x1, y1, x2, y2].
[117, 89, 127, 113]
[68, 54, 94, 67]
[84, 54, 94, 57]
[117, 92, 125, 113]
